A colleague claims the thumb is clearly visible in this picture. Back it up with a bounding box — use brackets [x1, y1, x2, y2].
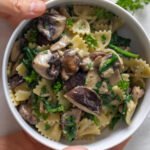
[0, 0, 46, 19]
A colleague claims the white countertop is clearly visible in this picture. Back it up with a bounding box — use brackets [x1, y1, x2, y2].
[0, 2, 149, 150]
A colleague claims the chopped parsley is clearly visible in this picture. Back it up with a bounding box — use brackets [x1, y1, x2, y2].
[84, 113, 100, 126]
[25, 29, 38, 43]
[101, 34, 107, 43]
[85, 34, 98, 49]
[66, 18, 74, 27]
[40, 86, 47, 95]
[44, 101, 64, 113]
[52, 79, 63, 93]
[109, 113, 121, 129]
[63, 116, 77, 142]
[118, 79, 129, 91]
[44, 123, 51, 131]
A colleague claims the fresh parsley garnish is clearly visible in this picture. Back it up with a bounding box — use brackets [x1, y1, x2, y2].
[40, 86, 47, 95]
[52, 79, 63, 93]
[85, 34, 98, 49]
[66, 18, 74, 27]
[118, 80, 129, 91]
[101, 34, 107, 43]
[44, 123, 51, 131]
[63, 116, 77, 142]
[25, 29, 38, 43]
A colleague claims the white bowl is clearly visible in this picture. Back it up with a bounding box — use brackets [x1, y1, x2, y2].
[2, 0, 150, 149]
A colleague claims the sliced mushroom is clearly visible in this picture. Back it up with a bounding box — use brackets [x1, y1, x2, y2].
[50, 35, 71, 52]
[64, 71, 86, 91]
[61, 50, 80, 80]
[38, 10, 66, 42]
[32, 50, 61, 80]
[9, 74, 24, 89]
[80, 57, 93, 71]
[59, 7, 71, 18]
[90, 51, 106, 60]
[18, 102, 37, 125]
[61, 108, 82, 129]
[64, 86, 101, 116]
[11, 40, 21, 62]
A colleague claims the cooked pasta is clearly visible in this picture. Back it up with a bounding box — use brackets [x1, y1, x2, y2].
[7, 4, 150, 143]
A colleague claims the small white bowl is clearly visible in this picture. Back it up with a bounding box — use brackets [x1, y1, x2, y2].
[2, 0, 150, 149]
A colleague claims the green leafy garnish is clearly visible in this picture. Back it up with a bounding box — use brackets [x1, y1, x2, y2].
[44, 101, 64, 113]
[95, 8, 115, 19]
[101, 34, 107, 43]
[116, 0, 150, 12]
[63, 116, 77, 142]
[66, 18, 74, 27]
[110, 33, 131, 47]
[109, 113, 121, 129]
[109, 44, 139, 58]
[85, 34, 98, 49]
[99, 54, 118, 73]
[118, 80, 129, 91]
[40, 86, 47, 95]
[84, 113, 100, 126]
[44, 123, 51, 131]
[24, 70, 40, 88]
[25, 29, 38, 43]
[52, 80, 63, 93]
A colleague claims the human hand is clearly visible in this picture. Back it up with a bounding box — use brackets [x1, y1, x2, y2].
[0, 131, 129, 150]
[0, 0, 46, 26]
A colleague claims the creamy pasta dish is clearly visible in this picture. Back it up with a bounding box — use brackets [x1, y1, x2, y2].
[7, 5, 150, 142]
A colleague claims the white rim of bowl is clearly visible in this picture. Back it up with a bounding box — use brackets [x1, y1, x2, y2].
[2, 0, 150, 149]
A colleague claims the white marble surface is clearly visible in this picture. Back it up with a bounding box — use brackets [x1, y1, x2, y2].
[0, 2, 149, 150]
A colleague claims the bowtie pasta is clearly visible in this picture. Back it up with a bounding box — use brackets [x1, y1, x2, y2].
[7, 5, 150, 142]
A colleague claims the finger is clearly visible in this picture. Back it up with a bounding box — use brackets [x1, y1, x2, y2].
[63, 146, 88, 150]
[0, 0, 46, 19]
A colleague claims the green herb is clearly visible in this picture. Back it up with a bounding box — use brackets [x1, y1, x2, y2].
[99, 54, 118, 73]
[93, 81, 103, 94]
[118, 80, 129, 91]
[44, 101, 64, 113]
[66, 18, 74, 27]
[85, 34, 98, 49]
[25, 29, 38, 43]
[52, 80, 63, 93]
[101, 94, 114, 105]
[109, 113, 121, 129]
[40, 86, 47, 95]
[24, 70, 40, 88]
[109, 44, 139, 58]
[101, 34, 107, 43]
[44, 123, 51, 130]
[95, 8, 115, 19]
[110, 33, 131, 47]
[84, 113, 100, 126]
[116, 0, 150, 12]
[63, 116, 77, 142]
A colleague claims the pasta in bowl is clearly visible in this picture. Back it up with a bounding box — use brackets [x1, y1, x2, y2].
[2, 0, 150, 149]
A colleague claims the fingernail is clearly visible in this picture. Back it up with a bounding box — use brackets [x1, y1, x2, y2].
[30, 1, 46, 13]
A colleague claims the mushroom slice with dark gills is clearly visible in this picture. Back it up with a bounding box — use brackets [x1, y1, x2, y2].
[37, 10, 66, 42]
[64, 71, 86, 91]
[61, 50, 80, 80]
[64, 86, 101, 116]
[32, 50, 61, 80]
[18, 102, 37, 125]
[9, 74, 24, 89]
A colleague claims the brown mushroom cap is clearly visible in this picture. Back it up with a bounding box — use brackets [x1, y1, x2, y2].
[32, 50, 61, 80]
[37, 9, 66, 42]
[64, 86, 101, 116]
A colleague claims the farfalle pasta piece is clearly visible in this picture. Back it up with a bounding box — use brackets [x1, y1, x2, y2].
[36, 122, 61, 141]
[33, 78, 51, 97]
[94, 30, 112, 50]
[71, 19, 91, 35]
[111, 17, 124, 32]
[123, 58, 150, 78]
[9, 86, 19, 106]
[77, 118, 100, 139]
[92, 21, 112, 31]
[71, 35, 89, 57]
[125, 100, 137, 125]
[15, 90, 31, 102]
[16, 63, 27, 77]
[112, 85, 125, 100]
